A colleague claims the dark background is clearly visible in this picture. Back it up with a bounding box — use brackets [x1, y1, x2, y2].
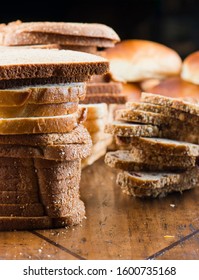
[1, 0, 199, 58]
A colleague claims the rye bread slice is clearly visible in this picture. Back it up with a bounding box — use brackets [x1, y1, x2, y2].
[0, 48, 109, 81]
[141, 92, 199, 116]
[116, 166, 199, 197]
[0, 108, 86, 134]
[105, 150, 196, 172]
[0, 102, 78, 118]
[0, 82, 86, 106]
[80, 93, 128, 104]
[0, 203, 44, 217]
[86, 82, 123, 94]
[116, 136, 199, 156]
[1, 21, 119, 47]
[105, 121, 160, 137]
[0, 216, 52, 231]
[0, 124, 90, 146]
[126, 101, 199, 124]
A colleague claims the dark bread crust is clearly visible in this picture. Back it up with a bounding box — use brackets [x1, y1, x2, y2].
[80, 93, 128, 104]
[86, 82, 123, 94]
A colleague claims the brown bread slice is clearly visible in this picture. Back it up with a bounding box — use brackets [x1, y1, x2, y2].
[0, 203, 44, 217]
[86, 82, 122, 94]
[116, 166, 199, 197]
[116, 137, 199, 156]
[0, 108, 86, 134]
[0, 102, 78, 118]
[0, 142, 92, 161]
[0, 48, 109, 81]
[0, 21, 119, 47]
[0, 216, 52, 231]
[105, 150, 196, 172]
[81, 93, 128, 104]
[0, 191, 39, 204]
[0, 83, 85, 106]
[141, 92, 199, 116]
[126, 101, 199, 124]
[0, 124, 90, 146]
[0, 76, 90, 89]
[105, 121, 160, 137]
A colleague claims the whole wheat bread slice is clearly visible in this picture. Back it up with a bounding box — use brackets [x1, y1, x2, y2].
[126, 101, 199, 124]
[0, 124, 90, 146]
[141, 92, 199, 116]
[0, 82, 85, 106]
[116, 136, 199, 156]
[105, 150, 196, 172]
[0, 108, 86, 134]
[0, 48, 109, 81]
[0, 203, 44, 217]
[116, 166, 199, 197]
[105, 121, 160, 137]
[0, 190, 39, 204]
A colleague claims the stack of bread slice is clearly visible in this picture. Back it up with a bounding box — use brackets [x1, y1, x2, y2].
[105, 92, 199, 198]
[0, 47, 108, 231]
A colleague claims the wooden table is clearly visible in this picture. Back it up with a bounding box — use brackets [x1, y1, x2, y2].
[0, 157, 199, 260]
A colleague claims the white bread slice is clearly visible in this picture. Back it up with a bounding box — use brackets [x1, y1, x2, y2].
[79, 103, 108, 120]
[0, 83, 85, 106]
[84, 118, 107, 133]
[0, 48, 109, 81]
[0, 107, 86, 134]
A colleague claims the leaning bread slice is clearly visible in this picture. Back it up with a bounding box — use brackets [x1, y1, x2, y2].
[141, 92, 199, 116]
[126, 101, 199, 124]
[0, 102, 78, 118]
[0, 107, 86, 134]
[105, 121, 159, 137]
[116, 137, 199, 156]
[0, 124, 90, 146]
[0, 82, 85, 106]
[105, 150, 196, 172]
[79, 103, 108, 120]
[0, 48, 109, 81]
[84, 118, 107, 133]
[116, 166, 199, 197]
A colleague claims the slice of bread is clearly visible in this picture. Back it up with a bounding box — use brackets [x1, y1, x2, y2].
[80, 93, 128, 104]
[0, 190, 39, 204]
[0, 203, 44, 217]
[1, 21, 120, 47]
[0, 83, 85, 106]
[79, 103, 108, 120]
[115, 137, 199, 156]
[0, 108, 86, 134]
[86, 82, 122, 94]
[84, 118, 107, 133]
[141, 92, 199, 116]
[116, 166, 199, 197]
[0, 124, 90, 146]
[105, 150, 195, 172]
[0, 47, 109, 81]
[105, 121, 159, 137]
[0, 102, 78, 118]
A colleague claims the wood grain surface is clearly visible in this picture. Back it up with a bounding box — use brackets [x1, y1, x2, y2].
[0, 157, 198, 260]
